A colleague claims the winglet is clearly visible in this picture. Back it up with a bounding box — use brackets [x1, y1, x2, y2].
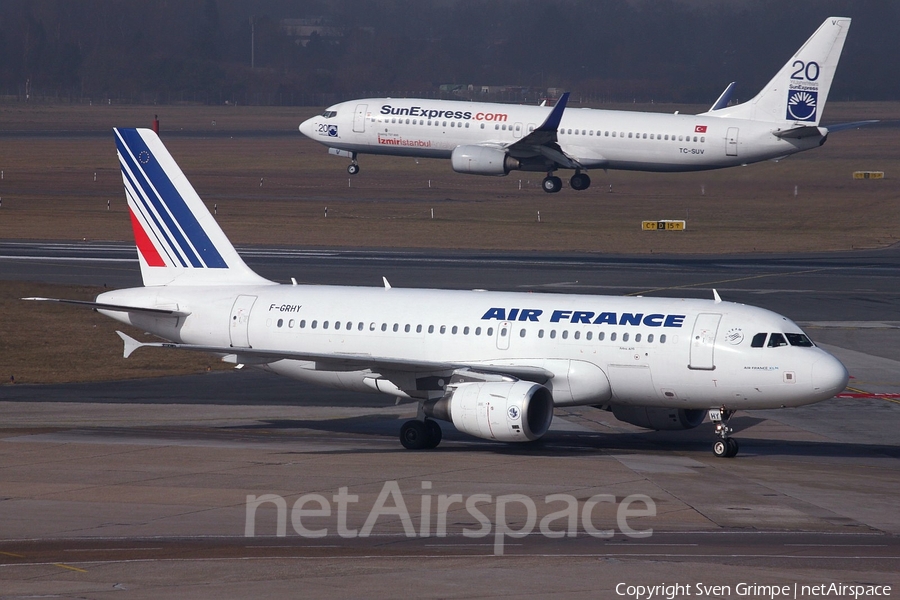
[713, 289, 722, 304]
[708, 82, 735, 112]
[116, 330, 145, 359]
[382, 277, 392, 289]
[536, 92, 569, 132]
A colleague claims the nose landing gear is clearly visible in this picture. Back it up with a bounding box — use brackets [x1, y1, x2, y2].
[709, 408, 739, 458]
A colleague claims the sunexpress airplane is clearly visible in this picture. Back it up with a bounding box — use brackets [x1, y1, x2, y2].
[29, 128, 849, 457]
[300, 17, 872, 193]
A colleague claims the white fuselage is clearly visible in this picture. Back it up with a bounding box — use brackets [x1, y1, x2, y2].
[299, 98, 824, 172]
[98, 284, 848, 411]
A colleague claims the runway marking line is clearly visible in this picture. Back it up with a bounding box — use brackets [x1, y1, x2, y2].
[626, 268, 828, 297]
[838, 388, 900, 405]
[0, 551, 25, 558]
[53, 563, 87, 573]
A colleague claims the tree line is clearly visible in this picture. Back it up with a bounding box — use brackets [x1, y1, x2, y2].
[0, 0, 895, 105]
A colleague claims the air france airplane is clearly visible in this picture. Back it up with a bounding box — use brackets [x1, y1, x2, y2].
[29, 128, 849, 457]
[300, 17, 868, 193]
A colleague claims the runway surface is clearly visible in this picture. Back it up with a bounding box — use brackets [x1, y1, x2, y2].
[1, 243, 899, 597]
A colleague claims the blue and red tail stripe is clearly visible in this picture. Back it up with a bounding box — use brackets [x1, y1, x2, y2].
[115, 129, 228, 269]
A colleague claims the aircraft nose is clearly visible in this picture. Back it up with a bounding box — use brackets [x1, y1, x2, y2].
[811, 353, 849, 398]
[299, 117, 314, 138]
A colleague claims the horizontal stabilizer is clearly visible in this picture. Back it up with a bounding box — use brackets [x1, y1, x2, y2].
[773, 126, 827, 140]
[823, 119, 880, 133]
[24, 297, 190, 317]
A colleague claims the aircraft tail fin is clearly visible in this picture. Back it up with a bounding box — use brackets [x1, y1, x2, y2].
[114, 128, 272, 287]
[702, 17, 850, 126]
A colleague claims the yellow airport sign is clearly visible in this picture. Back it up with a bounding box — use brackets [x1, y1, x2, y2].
[853, 171, 884, 179]
[642, 220, 686, 231]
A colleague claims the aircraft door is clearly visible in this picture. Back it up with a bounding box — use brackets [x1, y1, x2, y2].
[229, 295, 257, 348]
[513, 122, 524, 139]
[726, 127, 739, 156]
[496, 321, 511, 350]
[689, 313, 721, 370]
[353, 104, 368, 133]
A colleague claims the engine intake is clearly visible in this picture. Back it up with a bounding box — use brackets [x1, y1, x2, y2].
[424, 380, 553, 442]
[451, 145, 520, 176]
[610, 406, 706, 431]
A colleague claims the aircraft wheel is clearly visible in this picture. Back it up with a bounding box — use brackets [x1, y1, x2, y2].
[424, 419, 443, 449]
[542, 176, 562, 193]
[347, 163, 360, 175]
[726, 437, 739, 458]
[400, 420, 428, 450]
[712, 439, 728, 458]
[570, 173, 591, 191]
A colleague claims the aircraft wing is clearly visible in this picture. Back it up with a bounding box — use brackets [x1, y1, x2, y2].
[502, 92, 583, 170]
[116, 331, 554, 384]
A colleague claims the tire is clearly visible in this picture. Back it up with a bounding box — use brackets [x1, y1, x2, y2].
[542, 176, 562, 193]
[713, 439, 728, 457]
[347, 163, 360, 175]
[570, 173, 591, 191]
[726, 437, 739, 458]
[400, 420, 428, 450]
[424, 419, 443, 449]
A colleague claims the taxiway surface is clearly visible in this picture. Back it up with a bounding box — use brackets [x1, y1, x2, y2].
[1, 244, 898, 597]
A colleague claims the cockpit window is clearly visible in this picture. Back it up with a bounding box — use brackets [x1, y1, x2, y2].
[321, 110, 338, 118]
[786, 333, 814, 347]
[767, 333, 788, 348]
[751, 333, 767, 348]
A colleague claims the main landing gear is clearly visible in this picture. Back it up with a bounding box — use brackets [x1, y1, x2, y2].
[400, 418, 443, 450]
[347, 160, 360, 175]
[709, 408, 739, 458]
[541, 171, 592, 193]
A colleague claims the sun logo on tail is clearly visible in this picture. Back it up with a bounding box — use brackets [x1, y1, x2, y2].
[786, 90, 817, 121]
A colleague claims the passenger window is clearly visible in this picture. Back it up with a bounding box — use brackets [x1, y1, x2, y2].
[538, 330, 544, 338]
[549, 330, 556, 339]
[334, 321, 340, 330]
[464, 326, 470, 335]
[346, 321, 352, 330]
[391, 323, 398, 332]
[611, 332, 617, 341]
[660, 334, 667, 343]
[519, 328, 526, 338]
[311, 320, 318, 329]
[768, 333, 788, 347]
[416, 324, 422, 333]
[428, 325, 434, 334]
[574, 331, 581, 340]
[562, 331, 568, 339]
[648, 334, 654, 343]
[598, 332, 605, 341]
[358, 322, 363, 331]
[701, 136, 705, 143]
[288, 319, 295, 328]
[300, 320, 306, 328]
[635, 333, 641, 342]
[487, 327, 494, 336]
[452, 326, 458, 334]
[323, 321, 329, 329]
[277, 319, 283, 328]
[586, 331, 593, 340]
[404, 324, 410, 333]
[369, 322, 376, 331]
[380, 323, 387, 332]
[475, 327, 482, 335]
[499, 327, 507, 337]
[751, 333, 767, 348]
[440, 325, 446, 334]
[623, 333, 629, 342]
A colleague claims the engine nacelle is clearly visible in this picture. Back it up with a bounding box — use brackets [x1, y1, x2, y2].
[451, 145, 520, 176]
[610, 406, 706, 431]
[424, 380, 553, 442]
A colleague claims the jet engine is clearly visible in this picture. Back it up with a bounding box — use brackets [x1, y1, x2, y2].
[424, 380, 553, 442]
[450, 145, 520, 176]
[610, 406, 706, 431]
